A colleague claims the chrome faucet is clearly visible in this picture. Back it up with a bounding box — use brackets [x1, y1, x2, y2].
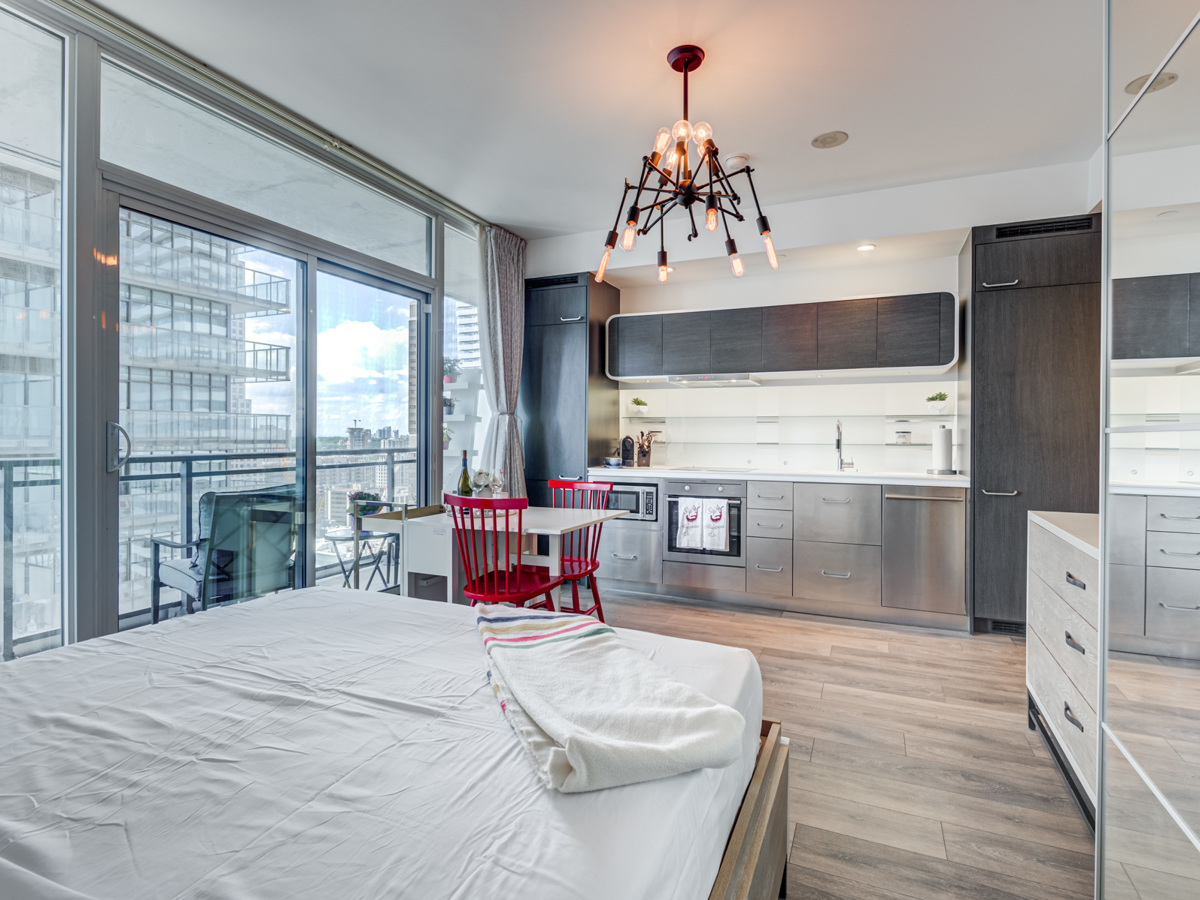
[835, 420, 854, 472]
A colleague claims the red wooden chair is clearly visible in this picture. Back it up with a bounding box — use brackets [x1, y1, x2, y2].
[444, 493, 562, 611]
[545, 480, 613, 622]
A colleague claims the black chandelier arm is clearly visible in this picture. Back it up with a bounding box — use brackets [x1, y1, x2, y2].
[628, 159, 654, 216]
[608, 183, 632, 235]
[639, 199, 681, 235]
[646, 157, 680, 187]
[742, 165, 767, 218]
[686, 205, 700, 241]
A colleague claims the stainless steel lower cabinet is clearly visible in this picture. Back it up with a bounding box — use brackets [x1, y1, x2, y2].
[1109, 563, 1146, 636]
[1146, 567, 1200, 644]
[747, 537, 793, 597]
[792, 540, 881, 605]
[596, 522, 662, 584]
[662, 561, 746, 593]
[881, 486, 966, 615]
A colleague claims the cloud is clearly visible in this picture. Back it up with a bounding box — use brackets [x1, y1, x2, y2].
[317, 319, 410, 385]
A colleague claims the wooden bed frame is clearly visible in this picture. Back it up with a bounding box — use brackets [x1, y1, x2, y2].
[710, 718, 790, 900]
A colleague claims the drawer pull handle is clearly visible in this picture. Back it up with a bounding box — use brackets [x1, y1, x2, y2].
[884, 494, 965, 502]
[756, 522, 785, 529]
[821, 570, 852, 579]
[559, 315, 584, 322]
[1064, 631, 1086, 655]
[981, 489, 1019, 496]
[982, 279, 1020, 288]
[822, 497, 852, 504]
[611, 553, 638, 561]
[1159, 601, 1200, 612]
[757, 495, 785, 501]
[1065, 571, 1086, 590]
[755, 565, 785, 573]
[1159, 513, 1200, 520]
[1159, 548, 1200, 557]
[1063, 703, 1085, 733]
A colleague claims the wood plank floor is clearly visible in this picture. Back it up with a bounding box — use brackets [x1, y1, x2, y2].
[602, 592, 1096, 900]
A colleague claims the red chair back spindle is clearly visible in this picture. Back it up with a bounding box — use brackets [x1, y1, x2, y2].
[549, 480, 612, 572]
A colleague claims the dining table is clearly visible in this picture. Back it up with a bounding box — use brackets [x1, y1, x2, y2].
[361, 503, 628, 610]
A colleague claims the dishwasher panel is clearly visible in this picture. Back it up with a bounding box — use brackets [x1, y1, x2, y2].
[882, 485, 966, 615]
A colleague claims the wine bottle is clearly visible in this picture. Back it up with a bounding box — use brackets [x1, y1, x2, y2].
[457, 449, 473, 496]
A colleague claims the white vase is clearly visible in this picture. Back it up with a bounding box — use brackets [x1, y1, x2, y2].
[927, 401, 949, 415]
[629, 404, 647, 417]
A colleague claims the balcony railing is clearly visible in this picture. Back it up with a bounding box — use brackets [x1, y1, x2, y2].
[119, 327, 290, 381]
[0, 204, 59, 262]
[2, 447, 420, 660]
[119, 410, 293, 451]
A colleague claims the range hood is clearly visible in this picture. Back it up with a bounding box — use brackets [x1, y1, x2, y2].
[666, 374, 760, 387]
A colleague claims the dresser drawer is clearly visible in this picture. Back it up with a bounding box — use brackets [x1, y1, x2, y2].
[1148, 496, 1200, 534]
[793, 483, 881, 545]
[747, 538, 793, 597]
[1027, 572, 1097, 707]
[746, 508, 793, 539]
[1147, 531, 1200, 570]
[1109, 563, 1146, 636]
[1028, 631, 1097, 800]
[748, 481, 793, 511]
[1145, 567, 1200, 644]
[1028, 522, 1099, 629]
[596, 525, 661, 584]
[792, 540, 881, 605]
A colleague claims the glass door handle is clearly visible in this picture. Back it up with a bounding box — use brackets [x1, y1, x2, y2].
[106, 421, 132, 473]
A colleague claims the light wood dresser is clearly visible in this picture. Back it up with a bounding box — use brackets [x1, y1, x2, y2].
[1026, 510, 1099, 827]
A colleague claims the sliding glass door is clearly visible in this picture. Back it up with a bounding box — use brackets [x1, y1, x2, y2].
[115, 206, 303, 627]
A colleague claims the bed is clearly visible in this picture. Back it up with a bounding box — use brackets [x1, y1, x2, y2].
[0, 588, 786, 899]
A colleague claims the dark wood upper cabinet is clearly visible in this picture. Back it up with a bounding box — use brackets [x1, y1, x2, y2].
[974, 230, 1100, 292]
[662, 311, 711, 375]
[877, 293, 944, 367]
[709, 308, 763, 373]
[761, 304, 817, 371]
[938, 294, 957, 365]
[817, 299, 877, 369]
[1112, 274, 1190, 359]
[525, 282, 588, 327]
[1191, 274, 1200, 354]
[608, 314, 663, 377]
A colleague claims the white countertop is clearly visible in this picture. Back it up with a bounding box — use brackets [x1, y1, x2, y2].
[588, 466, 970, 489]
[1029, 511, 1099, 558]
[1109, 481, 1200, 497]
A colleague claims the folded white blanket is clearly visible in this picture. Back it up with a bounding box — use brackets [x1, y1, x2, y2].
[702, 498, 730, 551]
[675, 497, 704, 549]
[477, 606, 745, 793]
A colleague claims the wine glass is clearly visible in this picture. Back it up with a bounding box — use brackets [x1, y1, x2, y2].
[489, 470, 506, 496]
[471, 470, 490, 496]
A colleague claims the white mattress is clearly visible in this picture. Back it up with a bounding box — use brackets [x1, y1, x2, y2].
[0, 589, 762, 900]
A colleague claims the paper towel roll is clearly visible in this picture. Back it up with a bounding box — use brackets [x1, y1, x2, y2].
[932, 425, 953, 472]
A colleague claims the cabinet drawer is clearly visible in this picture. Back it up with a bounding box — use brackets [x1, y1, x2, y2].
[662, 561, 746, 594]
[792, 540, 881, 606]
[1027, 631, 1097, 799]
[1027, 572, 1098, 707]
[975, 231, 1099, 292]
[1148, 496, 1200, 534]
[596, 525, 661, 584]
[1028, 523, 1099, 629]
[793, 483, 881, 545]
[747, 538, 793, 597]
[526, 284, 587, 327]
[1148, 531, 1200, 570]
[1108, 494, 1146, 566]
[748, 481, 793, 511]
[1109, 563, 1146, 636]
[1145, 567, 1200, 644]
[746, 508, 793, 539]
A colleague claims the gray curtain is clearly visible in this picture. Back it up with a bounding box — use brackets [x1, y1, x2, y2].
[479, 225, 528, 498]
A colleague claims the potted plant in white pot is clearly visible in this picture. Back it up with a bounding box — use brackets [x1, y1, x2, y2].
[443, 358, 461, 384]
[443, 394, 455, 417]
[926, 391, 949, 415]
[442, 425, 453, 450]
[347, 490, 382, 527]
[629, 396, 648, 417]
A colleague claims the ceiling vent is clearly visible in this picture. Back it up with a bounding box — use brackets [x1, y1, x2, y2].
[994, 217, 1093, 240]
[527, 274, 581, 289]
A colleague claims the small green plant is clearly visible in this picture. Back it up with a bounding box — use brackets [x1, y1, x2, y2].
[926, 392, 948, 403]
[443, 425, 453, 442]
[347, 489, 382, 516]
[443, 358, 461, 377]
[631, 397, 648, 407]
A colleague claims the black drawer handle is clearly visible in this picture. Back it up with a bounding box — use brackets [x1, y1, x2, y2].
[756, 522, 785, 529]
[755, 565, 784, 573]
[1063, 703, 1085, 733]
[981, 279, 1020, 288]
[1159, 512, 1200, 521]
[611, 553, 638, 561]
[1064, 631, 1085, 655]
[821, 570, 852, 579]
[1065, 571, 1086, 590]
[1159, 601, 1200, 612]
[821, 497, 852, 504]
[1159, 548, 1200, 557]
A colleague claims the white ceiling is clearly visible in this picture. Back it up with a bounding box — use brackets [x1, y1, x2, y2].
[93, 0, 1104, 241]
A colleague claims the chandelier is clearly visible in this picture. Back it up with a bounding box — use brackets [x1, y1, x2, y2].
[597, 44, 778, 285]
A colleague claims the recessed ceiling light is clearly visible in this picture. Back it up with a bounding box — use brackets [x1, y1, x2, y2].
[1157, 209, 1180, 218]
[811, 130, 849, 149]
[1125, 72, 1179, 95]
[857, 243, 876, 252]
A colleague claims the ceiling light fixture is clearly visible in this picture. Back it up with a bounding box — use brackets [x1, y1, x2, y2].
[596, 45, 777, 285]
[1125, 72, 1179, 95]
[811, 131, 849, 149]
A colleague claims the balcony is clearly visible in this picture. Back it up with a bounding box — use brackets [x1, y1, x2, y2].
[120, 410, 292, 452]
[0, 204, 59, 265]
[0, 304, 58, 361]
[120, 327, 290, 381]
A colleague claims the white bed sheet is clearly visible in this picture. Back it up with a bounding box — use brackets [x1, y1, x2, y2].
[0, 589, 762, 900]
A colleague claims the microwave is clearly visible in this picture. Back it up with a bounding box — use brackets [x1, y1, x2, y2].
[604, 481, 658, 522]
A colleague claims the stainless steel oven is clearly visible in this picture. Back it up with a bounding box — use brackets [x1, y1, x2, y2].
[602, 480, 659, 522]
[664, 481, 746, 566]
